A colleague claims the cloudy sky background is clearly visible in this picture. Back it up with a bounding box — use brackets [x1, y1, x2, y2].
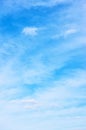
[0, 0, 86, 130]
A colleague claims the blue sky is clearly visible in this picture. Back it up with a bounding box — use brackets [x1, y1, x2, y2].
[0, 0, 86, 130]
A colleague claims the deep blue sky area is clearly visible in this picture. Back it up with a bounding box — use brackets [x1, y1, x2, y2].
[0, 0, 86, 130]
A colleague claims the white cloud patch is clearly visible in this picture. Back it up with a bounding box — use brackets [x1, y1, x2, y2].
[63, 28, 77, 37]
[22, 27, 38, 36]
[52, 28, 77, 39]
[64, 28, 76, 34]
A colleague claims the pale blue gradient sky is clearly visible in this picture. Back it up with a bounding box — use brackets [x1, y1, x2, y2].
[0, 0, 86, 130]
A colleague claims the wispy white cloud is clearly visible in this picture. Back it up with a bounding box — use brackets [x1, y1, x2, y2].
[63, 28, 77, 37]
[0, 27, 85, 87]
[52, 27, 77, 39]
[0, 0, 71, 15]
[34, 69, 86, 107]
[0, 68, 85, 130]
[22, 27, 39, 36]
[1, 69, 85, 111]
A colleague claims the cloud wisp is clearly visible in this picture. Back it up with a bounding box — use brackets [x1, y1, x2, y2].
[22, 27, 39, 36]
[0, 0, 72, 15]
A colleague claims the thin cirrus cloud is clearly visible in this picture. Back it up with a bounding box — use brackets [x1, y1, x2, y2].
[52, 28, 78, 39]
[22, 27, 39, 36]
[0, 0, 71, 14]
[0, 68, 86, 130]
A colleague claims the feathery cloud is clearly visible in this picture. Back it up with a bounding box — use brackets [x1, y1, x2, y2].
[22, 27, 38, 36]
